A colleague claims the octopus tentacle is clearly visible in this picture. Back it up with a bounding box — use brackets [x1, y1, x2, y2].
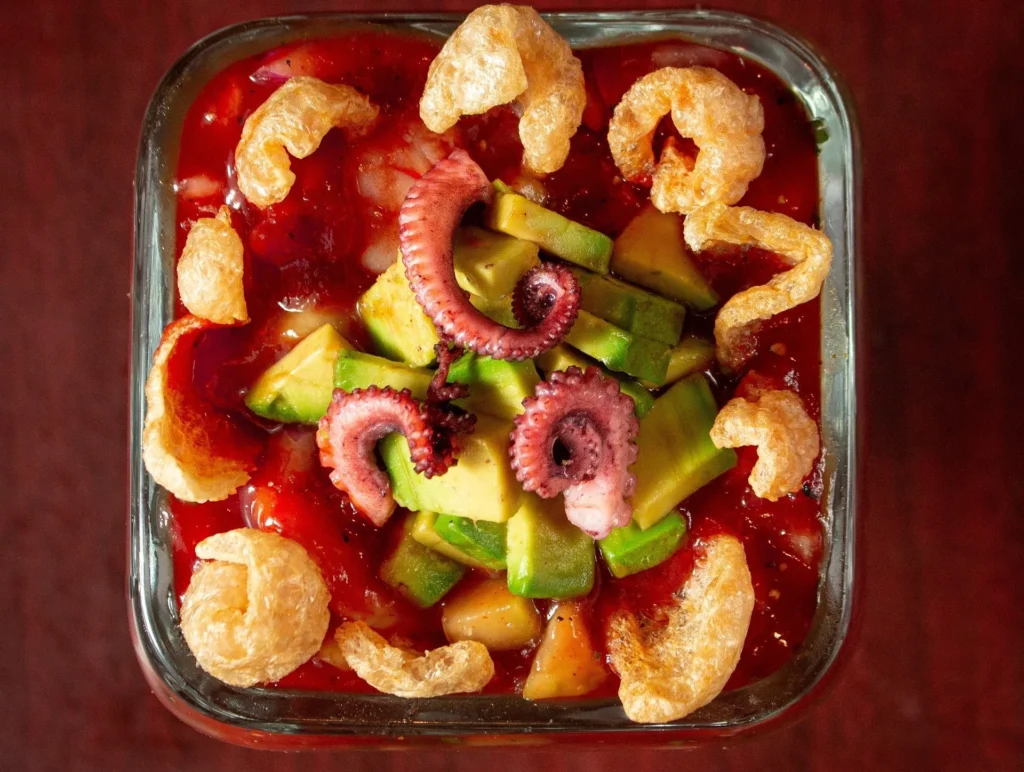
[399, 149, 580, 360]
[423, 342, 477, 447]
[509, 367, 640, 539]
[316, 386, 459, 526]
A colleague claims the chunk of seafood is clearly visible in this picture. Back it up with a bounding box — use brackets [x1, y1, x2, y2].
[176, 206, 248, 325]
[179, 528, 331, 688]
[684, 202, 833, 370]
[710, 389, 819, 500]
[142, 316, 261, 502]
[419, 5, 585, 174]
[236, 76, 379, 208]
[334, 620, 494, 697]
[606, 534, 754, 723]
[608, 67, 764, 214]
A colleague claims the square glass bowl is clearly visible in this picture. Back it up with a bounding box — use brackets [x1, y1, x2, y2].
[129, 10, 858, 748]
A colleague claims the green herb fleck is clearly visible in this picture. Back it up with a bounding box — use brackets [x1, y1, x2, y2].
[811, 118, 829, 152]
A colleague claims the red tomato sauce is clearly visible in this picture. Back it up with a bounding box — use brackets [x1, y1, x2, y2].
[167, 29, 823, 696]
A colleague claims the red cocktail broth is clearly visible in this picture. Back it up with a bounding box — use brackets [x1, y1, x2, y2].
[167, 30, 823, 695]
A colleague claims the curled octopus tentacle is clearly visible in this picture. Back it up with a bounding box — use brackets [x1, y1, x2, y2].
[399, 149, 580, 361]
[316, 386, 468, 526]
[509, 367, 640, 539]
[424, 342, 477, 439]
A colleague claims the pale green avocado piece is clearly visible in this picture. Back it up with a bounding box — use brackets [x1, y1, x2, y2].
[570, 267, 685, 346]
[534, 344, 654, 419]
[358, 261, 439, 366]
[380, 513, 466, 607]
[631, 374, 737, 529]
[410, 511, 493, 570]
[611, 205, 718, 311]
[564, 310, 671, 385]
[486, 182, 613, 273]
[641, 334, 716, 389]
[454, 226, 540, 300]
[599, 512, 687, 578]
[469, 293, 519, 328]
[448, 352, 540, 420]
[334, 349, 432, 398]
[506, 494, 595, 599]
[433, 513, 507, 571]
[380, 414, 522, 523]
[245, 324, 350, 424]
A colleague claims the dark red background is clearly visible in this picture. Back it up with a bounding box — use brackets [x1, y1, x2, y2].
[2, 1, 1021, 770]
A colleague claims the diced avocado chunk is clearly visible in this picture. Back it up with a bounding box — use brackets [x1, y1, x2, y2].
[469, 293, 519, 328]
[380, 513, 466, 607]
[570, 267, 685, 345]
[454, 227, 540, 300]
[631, 374, 737, 529]
[487, 182, 613, 273]
[642, 334, 716, 389]
[358, 261, 439, 366]
[611, 205, 718, 311]
[410, 511, 492, 570]
[434, 514, 507, 571]
[448, 352, 540, 420]
[506, 494, 595, 599]
[599, 512, 688, 578]
[564, 310, 671, 385]
[333, 349, 432, 398]
[245, 324, 350, 424]
[535, 344, 653, 419]
[380, 414, 521, 523]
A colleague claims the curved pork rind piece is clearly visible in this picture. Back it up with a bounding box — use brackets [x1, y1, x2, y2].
[180, 528, 331, 688]
[335, 620, 494, 698]
[419, 4, 585, 174]
[684, 202, 834, 370]
[606, 534, 755, 724]
[142, 315, 261, 502]
[710, 389, 819, 501]
[236, 76, 379, 208]
[177, 206, 248, 325]
[608, 67, 765, 214]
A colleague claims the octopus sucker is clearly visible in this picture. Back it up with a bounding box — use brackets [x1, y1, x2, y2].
[315, 386, 464, 526]
[509, 367, 639, 539]
[399, 150, 580, 360]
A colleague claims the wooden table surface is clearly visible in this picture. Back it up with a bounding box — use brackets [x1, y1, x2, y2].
[2, 0, 1021, 769]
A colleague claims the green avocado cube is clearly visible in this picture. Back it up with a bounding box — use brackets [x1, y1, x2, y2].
[506, 494, 595, 599]
[448, 352, 540, 420]
[357, 261, 439, 366]
[631, 374, 737, 529]
[599, 512, 688, 578]
[454, 227, 540, 300]
[469, 293, 519, 328]
[564, 310, 671, 385]
[380, 513, 466, 607]
[642, 334, 716, 389]
[409, 511, 494, 570]
[570, 267, 686, 345]
[380, 414, 522, 523]
[333, 349, 433, 398]
[611, 205, 718, 311]
[245, 324, 350, 424]
[486, 182, 613, 273]
[534, 344, 654, 419]
[433, 514, 507, 571]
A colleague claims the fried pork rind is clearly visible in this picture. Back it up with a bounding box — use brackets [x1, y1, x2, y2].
[684, 202, 834, 370]
[710, 389, 819, 501]
[177, 206, 248, 325]
[180, 529, 331, 688]
[606, 534, 755, 724]
[608, 67, 765, 214]
[335, 621, 495, 698]
[235, 76, 379, 208]
[142, 316, 261, 502]
[419, 4, 585, 174]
